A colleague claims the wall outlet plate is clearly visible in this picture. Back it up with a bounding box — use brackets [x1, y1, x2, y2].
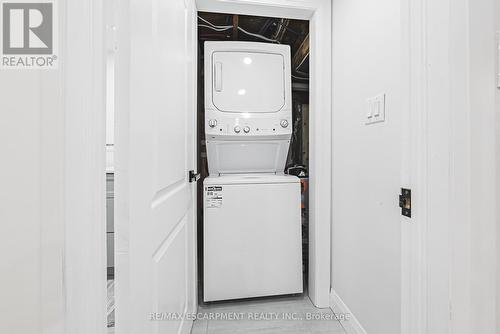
[366, 93, 386, 125]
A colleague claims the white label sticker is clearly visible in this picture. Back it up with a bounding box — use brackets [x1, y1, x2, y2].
[205, 186, 223, 208]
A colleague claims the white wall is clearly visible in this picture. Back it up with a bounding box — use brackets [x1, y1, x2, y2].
[496, 0, 500, 332]
[0, 1, 106, 333]
[331, 0, 402, 333]
[0, 71, 65, 334]
[496, 0, 500, 331]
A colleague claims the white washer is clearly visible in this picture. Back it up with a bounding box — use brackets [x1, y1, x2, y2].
[203, 174, 302, 302]
[203, 42, 302, 302]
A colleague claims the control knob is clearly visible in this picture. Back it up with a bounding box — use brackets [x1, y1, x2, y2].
[208, 119, 217, 128]
[234, 126, 241, 133]
[243, 126, 250, 133]
[280, 119, 289, 128]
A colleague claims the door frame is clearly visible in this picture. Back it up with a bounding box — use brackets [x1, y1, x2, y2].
[401, 0, 498, 333]
[63, 0, 107, 332]
[196, 0, 332, 308]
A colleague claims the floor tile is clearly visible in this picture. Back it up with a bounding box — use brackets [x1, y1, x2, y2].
[191, 319, 208, 334]
[191, 294, 346, 334]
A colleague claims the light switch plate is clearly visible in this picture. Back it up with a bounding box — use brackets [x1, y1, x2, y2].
[366, 94, 386, 125]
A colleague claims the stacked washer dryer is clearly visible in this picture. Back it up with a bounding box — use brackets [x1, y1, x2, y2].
[203, 42, 303, 302]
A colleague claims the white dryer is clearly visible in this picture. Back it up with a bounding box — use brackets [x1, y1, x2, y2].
[203, 42, 302, 302]
[204, 41, 293, 175]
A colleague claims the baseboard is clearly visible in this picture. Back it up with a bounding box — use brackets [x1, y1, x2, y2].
[329, 289, 367, 334]
[179, 318, 193, 334]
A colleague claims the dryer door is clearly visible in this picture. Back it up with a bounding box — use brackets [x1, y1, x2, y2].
[212, 51, 285, 113]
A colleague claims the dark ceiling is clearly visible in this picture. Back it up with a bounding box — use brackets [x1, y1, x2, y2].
[198, 12, 309, 80]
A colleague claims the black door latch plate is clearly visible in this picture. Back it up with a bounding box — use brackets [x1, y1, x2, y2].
[188, 170, 200, 183]
[399, 188, 411, 218]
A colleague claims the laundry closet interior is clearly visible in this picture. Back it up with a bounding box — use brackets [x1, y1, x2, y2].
[195, 11, 312, 307]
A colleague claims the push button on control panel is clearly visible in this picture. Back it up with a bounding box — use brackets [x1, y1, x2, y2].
[280, 119, 289, 128]
[243, 126, 250, 133]
[208, 119, 217, 128]
[234, 126, 241, 133]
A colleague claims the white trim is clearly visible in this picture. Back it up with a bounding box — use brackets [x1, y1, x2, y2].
[460, 0, 497, 332]
[180, 319, 194, 334]
[194, 0, 332, 308]
[400, 0, 429, 332]
[196, 0, 316, 20]
[64, 0, 107, 332]
[187, 0, 199, 316]
[448, 0, 473, 332]
[329, 289, 367, 334]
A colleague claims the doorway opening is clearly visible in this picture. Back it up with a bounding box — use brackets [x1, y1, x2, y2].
[193, 12, 340, 333]
[107, 0, 332, 332]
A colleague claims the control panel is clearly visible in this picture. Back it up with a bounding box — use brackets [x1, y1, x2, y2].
[205, 113, 292, 137]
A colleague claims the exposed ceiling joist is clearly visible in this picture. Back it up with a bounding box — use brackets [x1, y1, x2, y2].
[272, 19, 290, 43]
[232, 15, 239, 40]
[292, 33, 309, 71]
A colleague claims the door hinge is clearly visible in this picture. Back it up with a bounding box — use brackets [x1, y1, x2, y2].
[399, 188, 411, 218]
[188, 170, 200, 183]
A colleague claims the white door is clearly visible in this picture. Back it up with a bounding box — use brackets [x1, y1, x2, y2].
[115, 0, 197, 333]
